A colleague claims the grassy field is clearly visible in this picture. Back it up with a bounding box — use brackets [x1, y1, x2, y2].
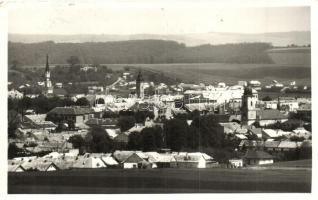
[107, 63, 311, 86]
[18, 63, 311, 86]
[264, 159, 312, 168]
[8, 168, 311, 194]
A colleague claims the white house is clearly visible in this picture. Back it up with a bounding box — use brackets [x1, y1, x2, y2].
[173, 152, 218, 168]
[229, 159, 243, 168]
[8, 89, 23, 99]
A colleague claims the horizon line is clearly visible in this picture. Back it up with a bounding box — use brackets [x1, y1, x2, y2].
[8, 30, 311, 36]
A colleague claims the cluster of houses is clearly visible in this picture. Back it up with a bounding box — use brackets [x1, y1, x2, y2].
[8, 57, 312, 172]
[218, 121, 311, 141]
[8, 151, 220, 172]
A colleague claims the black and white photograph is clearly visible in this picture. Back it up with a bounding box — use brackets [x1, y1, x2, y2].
[1, 0, 316, 197]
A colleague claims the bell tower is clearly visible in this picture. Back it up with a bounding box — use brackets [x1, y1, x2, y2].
[241, 86, 258, 125]
[136, 70, 144, 99]
[45, 54, 53, 95]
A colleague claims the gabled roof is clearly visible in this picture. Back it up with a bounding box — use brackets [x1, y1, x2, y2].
[106, 129, 121, 139]
[86, 118, 118, 126]
[239, 140, 265, 147]
[72, 156, 106, 168]
[101, 156, 119, 166]
[244, 150, 273, 159]
[123, 153, 145, 163]
[36, 162, 59, 171]
[8, 163, 25, 172]
[174, 152, 214, 162]
[112, 151, 135, 163]
[256, 110, 288, 120]
[278, 141, 298, 149]
[264, 141, 280, 148]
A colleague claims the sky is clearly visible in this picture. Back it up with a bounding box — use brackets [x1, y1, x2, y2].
[8, 3, 310, 35]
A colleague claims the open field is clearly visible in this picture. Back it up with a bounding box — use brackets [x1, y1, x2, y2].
[107, 63, 311, 86]
[264, 159, 312, 168]
[18, 63, 311, 86]
[8, 168, 311, 194]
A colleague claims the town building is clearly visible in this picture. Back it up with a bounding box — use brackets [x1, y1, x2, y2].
[244, 150, 274, 165]
[47, 106, 94, 125]
[44, 54, 53, 95]
[136, 71, 145, 99]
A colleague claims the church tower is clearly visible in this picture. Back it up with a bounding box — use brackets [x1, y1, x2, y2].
[136, 70, 144, 99]
[241, 86, 258, 125]
[44, 54, 53, 95]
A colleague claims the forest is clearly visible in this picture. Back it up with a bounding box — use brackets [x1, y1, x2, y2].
[8, 40, 274, 66]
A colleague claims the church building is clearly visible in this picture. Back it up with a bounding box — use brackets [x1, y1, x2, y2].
[44, 54, 53, 96]
[136, 71, 145, 99]
[241, 86, 288, 126]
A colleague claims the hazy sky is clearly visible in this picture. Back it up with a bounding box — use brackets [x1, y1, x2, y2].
[8, 4, 310, 35]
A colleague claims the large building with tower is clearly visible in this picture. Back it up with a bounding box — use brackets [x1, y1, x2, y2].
[241, 86, 288, 126]
[136, 71, 145, 99]
[44, 54, 53, 96]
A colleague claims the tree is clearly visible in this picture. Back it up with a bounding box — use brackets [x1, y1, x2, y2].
[8, 143, 19, 159]
[164, 118, 188, 151]
[67, 56, 81, 74]
[289, 136, 305, 142]
[8, 110, 22, 138]
[128, 132, 142, 150]
[118, 116, 136, 132]
[76, 97, 90, 106]
[68, 135, 85, 149]
[96, 98, 105, 105]
[67, 56, 80, 66]
[141, 128, 157, 151]
[85, 126, 113, 153]
[262, 96, 272, 101]
[140, 126, 164, 151]
[67, 120, 75, 130]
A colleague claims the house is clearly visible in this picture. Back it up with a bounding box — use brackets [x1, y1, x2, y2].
[239, 140, 265, 150]
[47, 106, 94, 125]
[218, 122, 248, 139]
[72, 155, 106, 169]
[248, 128, 263, 139]
[112, 150, 135, 163]
[8, 163, 25, 172]
[262, 129, 292, 139]
[125, 123, 146, 135]
[8, 89, 23, 99]
[24, 114, 57, 131]
[100, 154, 119, 168]
[155, 153, 177, 168]
[173, 152, 218, 168]
[291, 127, 311, 139]
[256, 110, 288, 126]
[264, 141, 280, 152]
[122, 153, 148, 169]
[105, 128, 121, 139]
[244, 150, 274, 165]
[228, 158, 243, 168]
[86, 118, 119, 129]
[36, 162, 60, 171]
[277, 141, 301, 152]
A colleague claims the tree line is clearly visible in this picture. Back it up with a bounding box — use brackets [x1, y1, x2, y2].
[9, 40, 273, 66]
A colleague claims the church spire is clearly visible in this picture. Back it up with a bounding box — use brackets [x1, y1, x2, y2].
[45, 54, 49, 72]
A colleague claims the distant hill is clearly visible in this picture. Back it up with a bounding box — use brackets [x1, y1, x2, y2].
[9, 31, 310, 47]
[8, 40, 274, 66]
